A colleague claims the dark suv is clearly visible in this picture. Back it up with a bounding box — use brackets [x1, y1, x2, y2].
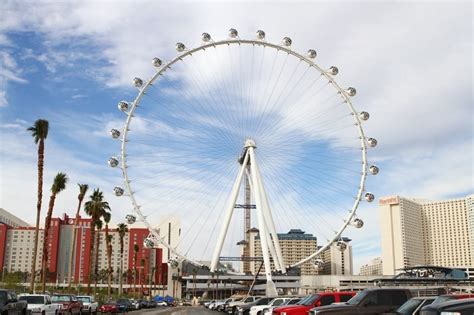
[309, 288, 412, 314]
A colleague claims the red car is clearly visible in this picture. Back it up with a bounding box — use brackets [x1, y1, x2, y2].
[272, 292, 356, 315]
[98, 303, 119, 313]
[52, 294, 83, 315]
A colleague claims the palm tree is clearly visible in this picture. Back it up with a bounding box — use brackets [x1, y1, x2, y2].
[117, 223, 128, 295]
[93, 219, 103, 292]
[67, 184, 88, 287]
[139, 258, 145, 294]
[106, 234, 113, 298]
[27, 119, 49, 292]
[84, 189, 110, 295]
[41, 172, 68, 293]
[133, 244, 139, 294]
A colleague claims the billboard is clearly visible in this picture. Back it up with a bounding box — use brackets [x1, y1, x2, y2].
[379, 196, 400, 205]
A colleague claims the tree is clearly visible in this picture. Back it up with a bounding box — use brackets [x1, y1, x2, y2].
[67, 184, 88, 287]
[140, 258, 145, 294]
[93, 219, 103, 292]
[117, 223, 128, 295]
[27, 119, 49, 292]
[133, 244, 139, 294]
[84, 189, 110, 295]
[41, 172, 68, 293]
[106, 234, 113, 298]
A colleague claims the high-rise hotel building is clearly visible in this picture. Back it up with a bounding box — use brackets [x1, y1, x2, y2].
[380, 195, 473, 275]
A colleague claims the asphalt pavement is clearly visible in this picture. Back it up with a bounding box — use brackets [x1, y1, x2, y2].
[131, 306, 215, 315]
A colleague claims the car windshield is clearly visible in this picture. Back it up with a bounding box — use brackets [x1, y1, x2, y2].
[19, 296, 45, 304]
[77, 297, 91, 303]
[243, 297, 254, 303]
[52, 296, 72, 302]
[256, 298, 271, 305]
[432, 296, 454, 305]
[346, 291, 368, 306]
[298, 295, 319, 306]
[396, 299, 422, 313]
[285, 298, 301, 305]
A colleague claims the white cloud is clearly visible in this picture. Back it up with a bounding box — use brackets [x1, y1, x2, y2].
[0, 1, 472, 271]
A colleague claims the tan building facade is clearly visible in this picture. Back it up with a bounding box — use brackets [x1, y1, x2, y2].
[319, 238, 353, 276]
[359, 257, 383, 276]
[245, 229, 318, 275]
[380, 195, 473, 275]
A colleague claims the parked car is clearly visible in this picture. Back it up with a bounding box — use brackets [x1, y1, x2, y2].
[145, 300, 157, 308]
[204, 300, 215, 308]
[308, 288, 412, 314]
[156, 301, 167, 307]
[98, 303, 118, 313]
[226, 296, 260, 314]
[0, 290, 28, 315]
[249, 297, 290, 315]
[430, 293, 474, 305]
[420, 298, 474, 315]
[115, 299, 132, 313]
[76, 296, 98, 314]
[19, 294, 60, 315]
[51, 294, 82, 315]
[128, 299, 140, 310]
[262, 297, 302, 314]
[235, 297, 274, 315]
[388, 296, 435, 315]
[274, 292, 356, 315]
[215, 298, 241, 311]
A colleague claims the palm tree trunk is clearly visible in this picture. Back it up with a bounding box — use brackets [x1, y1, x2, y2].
[119, 248, 124, 296]
[68, 198, 84, 287]
[30, 139, 44, 293]
[41, 193, 56, 293]
[87, 224, 95, 295]
[105, 224, 111, 298]
[94, 229, 100, 292]
[107, 243, 112, 298]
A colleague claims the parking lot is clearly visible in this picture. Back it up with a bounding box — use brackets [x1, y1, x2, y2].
[132, 306, 214, 315]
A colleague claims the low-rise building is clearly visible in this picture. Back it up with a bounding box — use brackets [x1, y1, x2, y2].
[359, 257, 383, 276]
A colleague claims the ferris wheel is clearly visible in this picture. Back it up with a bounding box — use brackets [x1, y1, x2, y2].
[108, 29, 378, 295]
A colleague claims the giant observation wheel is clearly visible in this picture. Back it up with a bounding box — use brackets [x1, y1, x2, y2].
[108, 29, 378, 294]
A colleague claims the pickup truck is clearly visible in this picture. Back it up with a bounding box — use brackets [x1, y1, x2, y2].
[18, 294, 60, 315]
[274, 292, 355, 315]
[0, 290, 27, 315]
[309, 288, 412, 314]
[76, 296, 98, 315]
[51, 295, 82, 315]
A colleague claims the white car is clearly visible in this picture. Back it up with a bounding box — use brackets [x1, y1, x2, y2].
[76, 296, 98, 314]
[227, 296, 260, 313]
[19, 294, 60, 315]
[262, 297, 302, 314]
[250, 298, 290, 315]
[156, 301, 168, 306]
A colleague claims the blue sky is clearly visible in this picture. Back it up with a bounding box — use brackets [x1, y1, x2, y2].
[0, 1, 472, 272]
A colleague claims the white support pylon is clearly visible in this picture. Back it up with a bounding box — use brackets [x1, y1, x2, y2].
[245, 168, 282, 272]
[210, 149, 250, 273]
[210, 138, 281, 296]
[248, 145, 278, 297]
[253, 159, 287, 274]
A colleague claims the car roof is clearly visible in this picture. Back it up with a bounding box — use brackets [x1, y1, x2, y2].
[430, 298, 474, 310]
[439, 294, 474, 298]
[409, 296, 435, 300]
